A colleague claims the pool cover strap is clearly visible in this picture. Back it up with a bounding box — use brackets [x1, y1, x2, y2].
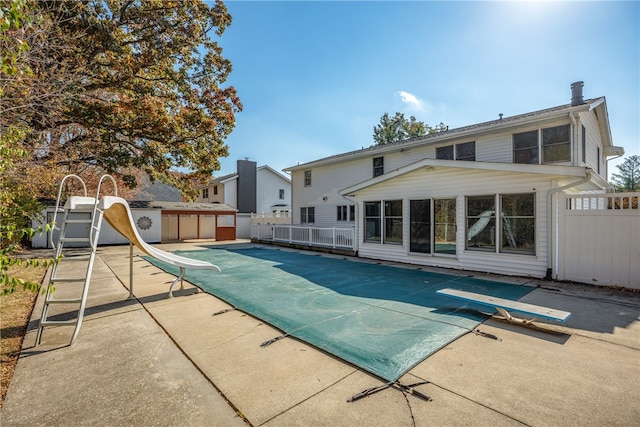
[348, 380, 432, 403]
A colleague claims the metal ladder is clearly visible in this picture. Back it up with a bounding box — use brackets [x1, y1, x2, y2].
[36, 174, 117, 345]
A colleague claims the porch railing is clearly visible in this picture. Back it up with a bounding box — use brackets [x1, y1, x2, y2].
[251, 224, 355, 250]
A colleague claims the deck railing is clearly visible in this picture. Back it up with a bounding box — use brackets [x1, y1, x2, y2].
[251, 224, 355, 250]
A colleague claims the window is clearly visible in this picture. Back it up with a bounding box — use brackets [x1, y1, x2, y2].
[279, 189, 285, 199]
[466, 193, 535, 255]
[436, 142, 475, 161]
[501, 193, 535, 255]
[456, 141, 476, 161]
[202, 188, 209, 199]
[304, 170, 312, 186]
[514, 125, 571, 164]
[364, 202, 381, 242]
[466, 195, 496, 251]
[436, 145, 454, 160]
[410, 200, 431, 253]
[542, 125, 570, 163]
[349, 205, 355, 222]
[581, 125, 586, 163]
[597, 147, 601, 174]
[410, 198, 457, 255]
[384, 200, 403, 244]
[513, 130, 539, 164]
[337, 205, 347, 221]
[213, 185, 218, 195]
[373, 157, 384, 177]
[301, 207, 315, 224]
[434, 198, 457, 254]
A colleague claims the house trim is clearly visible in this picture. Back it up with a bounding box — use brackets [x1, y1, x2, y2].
[339, 159, 608, 197]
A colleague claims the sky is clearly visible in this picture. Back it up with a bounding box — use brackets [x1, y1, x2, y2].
[210, 0, 639, 180]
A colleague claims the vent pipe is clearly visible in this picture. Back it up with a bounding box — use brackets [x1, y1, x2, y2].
[570, 81, 584, 106]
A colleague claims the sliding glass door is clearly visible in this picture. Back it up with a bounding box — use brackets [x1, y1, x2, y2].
[410, 198, 456, 255]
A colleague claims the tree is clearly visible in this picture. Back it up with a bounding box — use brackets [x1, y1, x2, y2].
[1, 0, 242, 200]
[373, 112, 446, 145]
[1, 0, 56, 295]
[611, 155, 640, 192]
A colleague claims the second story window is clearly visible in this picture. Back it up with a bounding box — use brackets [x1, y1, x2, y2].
[542, 125, 570, 163]
[202, 188, 209, 199]
[514, 125, 571, 165]
[279, 189, 285, 199]
[304, 170, 312, 187]
[436, 145, 454, 160]
[213, 185, 218, 195]
[513, 130, 539, 164]
[437, 142, 475, 161]
[373, 157, 384, 177]
[456, 141, 476, 161]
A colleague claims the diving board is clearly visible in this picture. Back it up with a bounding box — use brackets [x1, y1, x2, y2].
[437, 288, 571, 324]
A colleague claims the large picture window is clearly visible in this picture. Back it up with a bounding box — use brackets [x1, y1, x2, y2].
[466, 193, 535, 255]
[364, 202, 381, 242]
[384, 200, 403, 244]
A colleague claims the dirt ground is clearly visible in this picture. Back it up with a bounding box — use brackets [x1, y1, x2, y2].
[0, 265, 46, 409]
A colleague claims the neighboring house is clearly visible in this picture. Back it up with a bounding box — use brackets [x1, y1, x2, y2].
[197, 159, 292, 216]
[283, 82, 638, 285]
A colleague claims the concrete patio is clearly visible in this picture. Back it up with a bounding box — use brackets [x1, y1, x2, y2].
[2, 241, 639, 426]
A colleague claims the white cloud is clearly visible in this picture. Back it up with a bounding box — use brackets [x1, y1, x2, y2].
[397, 90, 423, 110]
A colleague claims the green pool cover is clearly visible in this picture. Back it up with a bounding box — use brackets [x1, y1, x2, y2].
[145, 247, 532, 382]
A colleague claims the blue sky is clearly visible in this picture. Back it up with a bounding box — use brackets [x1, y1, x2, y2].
[212, 0, 639, 179]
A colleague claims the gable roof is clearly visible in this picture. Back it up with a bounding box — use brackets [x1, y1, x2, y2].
[339, 159, 610, 196]
[285, 97, 612, 172]
[257, 165, 291, 181]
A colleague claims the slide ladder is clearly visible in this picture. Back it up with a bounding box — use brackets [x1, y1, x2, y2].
[36, 175, 116, 346]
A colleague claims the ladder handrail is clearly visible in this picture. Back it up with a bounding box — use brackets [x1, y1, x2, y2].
[89, 174, 118, 248]
[50, 174, 88, 249]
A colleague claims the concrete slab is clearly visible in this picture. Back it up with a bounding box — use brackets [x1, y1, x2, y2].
[3, 241, 640, 427]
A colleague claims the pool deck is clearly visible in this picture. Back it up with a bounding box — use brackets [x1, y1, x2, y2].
[3, 241, 639, 426]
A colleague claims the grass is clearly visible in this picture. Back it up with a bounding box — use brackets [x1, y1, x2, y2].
[0, 264, 47, 409]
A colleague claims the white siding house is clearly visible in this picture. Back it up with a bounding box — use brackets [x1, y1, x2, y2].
[283, 83, 637, 285]
[256, 165, 291, 215]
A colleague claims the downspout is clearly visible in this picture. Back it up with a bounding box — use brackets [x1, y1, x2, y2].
[545, 170, 593, 280]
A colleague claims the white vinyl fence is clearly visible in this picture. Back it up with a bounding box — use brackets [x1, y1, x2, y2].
[558, 192, 639, 289]
[252, 224, 355, 250]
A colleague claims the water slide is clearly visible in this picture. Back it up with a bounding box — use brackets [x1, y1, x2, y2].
[99, 196, 221, 297]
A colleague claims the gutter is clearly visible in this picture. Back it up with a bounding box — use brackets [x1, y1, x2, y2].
[545, 170, 594, 280]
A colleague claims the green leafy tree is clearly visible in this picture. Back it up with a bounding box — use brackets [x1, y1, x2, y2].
[2, 0, 242, 199]
[373, 112, 446, 145]
[0, 0, 56, 295]
[611, 155, 640, 192]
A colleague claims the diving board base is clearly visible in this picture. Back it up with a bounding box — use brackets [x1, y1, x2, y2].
[437, 288, 571, 323]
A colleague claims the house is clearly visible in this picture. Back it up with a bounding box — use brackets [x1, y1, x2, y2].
[283, 82, 639, 286]
[196, 158, 291, 217]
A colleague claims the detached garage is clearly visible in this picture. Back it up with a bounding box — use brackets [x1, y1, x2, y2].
[159, 201, 237, 242]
